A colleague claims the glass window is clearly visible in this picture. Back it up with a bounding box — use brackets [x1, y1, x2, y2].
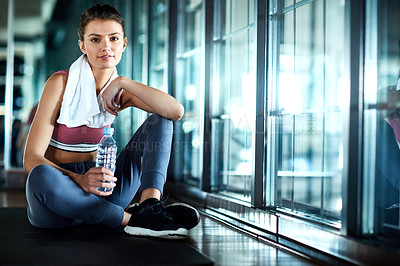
[0, 0, 8, 165]
[173, 0, 204, 186]
[365, 0, 400, 230]
[211, 0, 256, 202]
[149, 0, 169, 92]
[0, 0, 40, 168]
[267, 0, 345, 224]
[112, 1, 134, 149]
[130, 0, 150, 131]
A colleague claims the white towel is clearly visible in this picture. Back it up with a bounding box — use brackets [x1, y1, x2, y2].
[57, 54, 117, 128]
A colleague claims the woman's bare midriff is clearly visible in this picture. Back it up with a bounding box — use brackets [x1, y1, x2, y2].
[45, 146, 97, 165]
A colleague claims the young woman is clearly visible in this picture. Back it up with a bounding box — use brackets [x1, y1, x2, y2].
[24, 4, 199, 239]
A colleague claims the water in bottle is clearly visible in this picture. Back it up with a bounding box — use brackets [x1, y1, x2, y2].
[96, 127, 117, 192]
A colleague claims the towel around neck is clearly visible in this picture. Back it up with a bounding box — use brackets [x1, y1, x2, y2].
[57, 54, 118, 128]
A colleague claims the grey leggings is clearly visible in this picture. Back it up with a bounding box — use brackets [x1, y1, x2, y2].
[26, 114, 173, 228]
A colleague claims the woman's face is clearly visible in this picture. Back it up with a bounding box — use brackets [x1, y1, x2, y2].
[79, 19, 127, 71]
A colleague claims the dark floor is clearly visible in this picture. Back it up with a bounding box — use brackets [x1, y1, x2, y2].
[0, 190, 316, 266]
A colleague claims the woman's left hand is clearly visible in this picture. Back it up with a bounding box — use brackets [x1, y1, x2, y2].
[102, 77, 123, 116]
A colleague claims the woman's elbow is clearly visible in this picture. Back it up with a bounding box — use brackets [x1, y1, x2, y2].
[172, 104, 185, 121]
[23, 159, 30, 173]
[23, 156, 32, 173]
[23, 153, 37, 173]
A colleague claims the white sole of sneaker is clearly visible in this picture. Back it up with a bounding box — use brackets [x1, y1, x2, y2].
[124, 226, 188, 239]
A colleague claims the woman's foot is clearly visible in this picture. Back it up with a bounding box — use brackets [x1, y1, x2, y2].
[126, 200, 200, 230]
[164, 203, 200, 230]
[124, 198, 187, 239]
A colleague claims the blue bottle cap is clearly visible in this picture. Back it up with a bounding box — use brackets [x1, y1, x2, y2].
[104, 127, 114, 135]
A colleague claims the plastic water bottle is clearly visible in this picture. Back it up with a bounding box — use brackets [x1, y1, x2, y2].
[96, 127, 117, 192]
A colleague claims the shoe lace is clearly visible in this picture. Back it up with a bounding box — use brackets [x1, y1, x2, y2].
[150, 195, 171, 218]
[160, 194, 169, 205]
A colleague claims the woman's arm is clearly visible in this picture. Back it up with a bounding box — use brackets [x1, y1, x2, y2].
[23, 74, 115, 196]
[23, 73, 68, 173]
[102, 76, 185, 121]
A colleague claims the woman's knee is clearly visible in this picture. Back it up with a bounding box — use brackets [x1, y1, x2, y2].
[26, 164, 61, 192]
[126, 114, 174, 151]
[147, 114, 173, 133]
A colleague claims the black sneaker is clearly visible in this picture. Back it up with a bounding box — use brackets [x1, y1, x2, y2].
[124, 198, 187, 239]
[126, 200, 200, 230]
[164, 203, 200, 230]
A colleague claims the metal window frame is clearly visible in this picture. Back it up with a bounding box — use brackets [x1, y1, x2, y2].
[142, 0, 150, 85]
[168, 0, 177, 96]
[253, 0, 267, 208]
[341, 0, 365, 237]
[202, 0, 214, 192]
[4, 0, 15, 171]
[363, 0, 379, 235]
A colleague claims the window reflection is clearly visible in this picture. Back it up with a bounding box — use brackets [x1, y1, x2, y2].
[149, 0, 168, 92]
[173, 0, 204, 185]
[211, 0, 255, 202]
[372, 0, 400, 228]
[267, 0, 345, 223]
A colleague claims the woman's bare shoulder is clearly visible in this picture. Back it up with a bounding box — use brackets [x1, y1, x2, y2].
[35, 71, 68, 116]
[47, 71, 68, 85]
[42, 71, 68, 98]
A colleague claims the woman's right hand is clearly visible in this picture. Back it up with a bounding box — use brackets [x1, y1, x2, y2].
[75, 167, 117, 196]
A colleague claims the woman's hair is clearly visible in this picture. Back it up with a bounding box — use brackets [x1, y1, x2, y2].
[78, 4, 125, 41]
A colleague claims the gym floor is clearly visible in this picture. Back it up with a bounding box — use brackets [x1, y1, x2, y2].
[0, 190, 317, 266]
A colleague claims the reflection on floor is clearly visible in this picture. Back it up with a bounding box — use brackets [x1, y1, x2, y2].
[186, 215, 316, 265]
[0, 190, 317, 265]
[0, 190, 27, 207]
